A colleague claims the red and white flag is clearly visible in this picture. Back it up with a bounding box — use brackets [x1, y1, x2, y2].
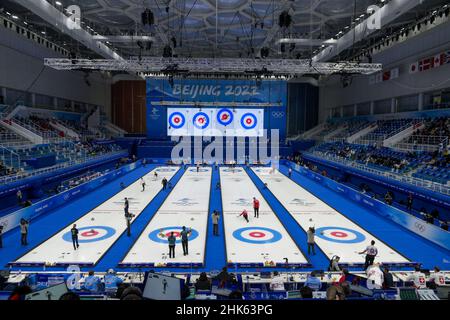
[409, 61, 419, 74]
[433, 54, 443, 67]
[419, 57, 433, 71]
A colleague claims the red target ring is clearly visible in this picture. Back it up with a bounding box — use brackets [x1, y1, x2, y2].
[249, 231, 266, 238]
[81, 230, 99, 237]
[166, 231, 180, 237]
[330, 231, 348, 238]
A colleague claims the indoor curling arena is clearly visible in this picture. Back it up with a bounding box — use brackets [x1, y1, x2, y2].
[0, 0, 449, 308]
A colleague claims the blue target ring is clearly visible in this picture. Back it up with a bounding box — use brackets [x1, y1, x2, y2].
[149, 226, 199, 244]
[169, 112, 185, 129]
[217, 108, 234, 126]
[233, 227, 282, 244]
[62, 226, 116, 243]
[240, 113, 257, 130]
[192, 112, 210, 129]
[315, 226, 366, 244]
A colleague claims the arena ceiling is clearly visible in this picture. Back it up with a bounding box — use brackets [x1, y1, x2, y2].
[1, 0, 448, 61]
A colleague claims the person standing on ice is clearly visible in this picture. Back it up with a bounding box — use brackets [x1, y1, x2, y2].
[162, 177, 168, 190]
[140, 178, 146, 192]
[239, 209, 249, 223]
[253, 197, 260, 218]
[71, 224, 79, 250]
[211, 210, 220, 236]
[288, 168, 292, 178]
[359, 240, 378, 270]
[180, 226, 192, 256]
[124, 198, 129, 215]
[167, 232, 176, 258]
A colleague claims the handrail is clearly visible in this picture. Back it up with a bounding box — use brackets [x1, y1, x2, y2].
[306, 151, 450, 196]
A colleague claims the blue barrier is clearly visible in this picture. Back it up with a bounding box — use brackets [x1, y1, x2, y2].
[24, 154, 57, 169]
[283, 160, 450, 251]
[0, 160, 141, 235]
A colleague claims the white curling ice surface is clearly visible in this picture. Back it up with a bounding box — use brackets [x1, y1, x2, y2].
[14, 167, 179, 266]
[220, 167, 308, 266]
[121, 167, 212, 266]
[252, 167, 409, 265]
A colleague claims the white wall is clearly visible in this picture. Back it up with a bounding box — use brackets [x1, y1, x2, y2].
[0, 25, 112, 119]
[318, 20, 450, 122]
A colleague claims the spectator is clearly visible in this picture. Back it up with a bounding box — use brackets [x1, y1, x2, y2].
[59, 292, 80, 300]
[382, 267, 395, 289]
[269, 271, 285, 291]
[430, 209, 439, 220]
[424, 213, 434, 224]
[304, 272, 321, 291]
[326, 282, 350, 300]
[366, 263, 384, 290]
[337, 269, 349, 285]
[83, 271, 101, 292]
[300, 285, 313, 299]
[441, 221, 448, 231]
[16, 190, 23, 204]
[104, 269, 123, 296]
[406, 193, 413, 211]
[214, 267, 232, 288]
[120, 286, 143, 300]
[384, 191, 393, 205]
[429, 266, 445, 288]
[195, 272, 212, 291]
[406, 265, 427, 289]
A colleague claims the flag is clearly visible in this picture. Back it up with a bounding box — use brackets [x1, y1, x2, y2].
[432, 54, 442, 67]
[409, 61, 419, 73]
[390, 67, 399, 79]
[419, 57, 433, 71]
